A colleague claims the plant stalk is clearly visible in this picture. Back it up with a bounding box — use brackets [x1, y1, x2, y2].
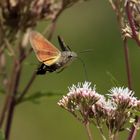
[123, 39, 132, 89]
[126, 1, 140, 47]
[84, 122, 93, 140]
[5, 58, 22, 140]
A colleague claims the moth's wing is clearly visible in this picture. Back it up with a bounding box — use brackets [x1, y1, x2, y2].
[29, 31, 61, 66]
[57, 36, 71, 51]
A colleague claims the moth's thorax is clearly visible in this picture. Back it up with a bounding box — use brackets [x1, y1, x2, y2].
[58, 51, 77, 64]
[62, 51, 77, 57]
[49, 51, 77, 70]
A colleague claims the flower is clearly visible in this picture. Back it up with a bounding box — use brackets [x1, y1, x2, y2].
[92, 96, 116, 120]
[57, 96, 69, 109]
[58, 83, 140, 134]
[67, 81, 101, 102]
[58, 81, 102, 121]
[108, 87, 137, 109]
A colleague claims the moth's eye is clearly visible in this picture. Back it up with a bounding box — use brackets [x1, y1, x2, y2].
[68, 55, 72, 58]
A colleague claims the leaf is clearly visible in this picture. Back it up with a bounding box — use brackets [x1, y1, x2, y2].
[126, 108, 140, 117]
[20, 91, 64, 104]
[131, 109, 140, 116]
[106, 71, 120, 86]
[23, 62, 37, 66]
[0, 130, 5, 140]
[0, 87, 5, 95]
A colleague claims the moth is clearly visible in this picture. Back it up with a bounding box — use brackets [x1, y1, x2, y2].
[29, 31, 77, 74]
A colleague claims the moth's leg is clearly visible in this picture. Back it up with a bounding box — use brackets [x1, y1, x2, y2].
[36, 63, 47, 75]
[56, 67, 65, 73]
[46, 64, 59, 72]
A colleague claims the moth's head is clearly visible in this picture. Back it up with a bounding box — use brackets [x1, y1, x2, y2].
[60, 51, 77, 66]
[68, 51, 77, 59]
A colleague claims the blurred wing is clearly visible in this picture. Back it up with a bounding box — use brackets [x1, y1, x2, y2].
[29, 31, 61, 66]
[57, 35, 71, 51]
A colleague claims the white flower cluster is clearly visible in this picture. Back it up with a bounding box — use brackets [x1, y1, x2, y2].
[109, 87, 138, 108]
[58, 81, 140, 132]
[58, 82, 102, 112]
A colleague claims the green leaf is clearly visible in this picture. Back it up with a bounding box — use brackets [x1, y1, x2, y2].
[106, 71, 120, 86]
[20, 91, 64, 104]
[0, 87, 5, 95]
[0, 130, 5, 140]
[131, 109, 140, 116]
[126, 108, 140, 117]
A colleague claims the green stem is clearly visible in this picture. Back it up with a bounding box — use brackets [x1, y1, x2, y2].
[97, 126, 106, 140]
[109, 131, 118, 140]
[84, 122, 93, 140]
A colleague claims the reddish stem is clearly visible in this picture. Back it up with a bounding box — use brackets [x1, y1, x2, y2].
[16, 71, 36, 104]
[126, 1, 140, 47]
[2, 5, 64, 139]
[123, 39, 132, 89]
[0, 94, 11, 128]
[125, 1, 140, 140]
[5, 48, 22, 140]
[127, 117, 140, 140]
[5, 98, 16, 140]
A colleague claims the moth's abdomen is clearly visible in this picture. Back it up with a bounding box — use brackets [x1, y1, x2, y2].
[37, 63, 61, 74]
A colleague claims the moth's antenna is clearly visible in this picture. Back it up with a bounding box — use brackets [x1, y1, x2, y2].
[78, 49, 93, 54]
[77, 56, 88, 80]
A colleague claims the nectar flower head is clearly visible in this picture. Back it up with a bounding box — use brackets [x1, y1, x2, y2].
[135, 100, 140, 111]
[58, 81, 102, 120]
[108, 87, 137, 109]
[57, 96, 69, 109]
[67, 81, 102, 104]
[58, 84, 140, 135]
[92, 96, 116, 119]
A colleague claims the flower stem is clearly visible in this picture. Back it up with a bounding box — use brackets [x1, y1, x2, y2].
[123, 39, 132, 89]
[97, 126, 106, 140]
[5, 58, 22, 140]
[126, 1, 140, 47]
[84, 122, 93, 140]
[5, 98, 16, 140]
[125, 1, 140, 140]
[127, 117, 140, 140]
[0, 94, 11, 128]
[109, 134, 115, 140]
[16, 71, 37, 104]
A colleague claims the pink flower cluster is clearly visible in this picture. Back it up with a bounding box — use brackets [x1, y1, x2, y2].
[58, 81, 140, 131]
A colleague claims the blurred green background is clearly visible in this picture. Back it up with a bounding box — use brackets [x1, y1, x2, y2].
[7, 0, 140, 140]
